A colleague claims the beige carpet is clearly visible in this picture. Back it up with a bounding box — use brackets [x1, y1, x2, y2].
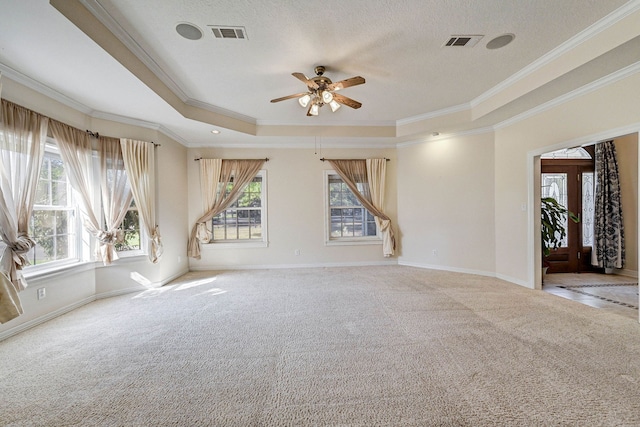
[1, 266, 640, 426]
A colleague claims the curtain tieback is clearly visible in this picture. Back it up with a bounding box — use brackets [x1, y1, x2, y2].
[151, 227, 162, 246]
[8, 233, 36, 267]
[96, 229, 124, 245]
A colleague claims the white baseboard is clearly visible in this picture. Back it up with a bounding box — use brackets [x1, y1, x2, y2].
[397, 259, 534, 288]
[397, 260, 496, 278]
[616, 268, 638, 279]
[2, 268, 190, 342]
[0, 295, 96, 342]
[494, 272, 532, 288]
[95, 268, 189, 299]
[189, 260, 398, 271]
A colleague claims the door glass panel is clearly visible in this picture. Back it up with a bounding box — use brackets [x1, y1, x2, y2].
[541, 173, 568, 247]
[582, 172, 594, 247]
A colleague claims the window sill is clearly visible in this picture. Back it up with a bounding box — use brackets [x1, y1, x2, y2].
[24, 260, 95, 283]
[325, 238, 382, 247]
[203, 241, 269, 249]
[95, 252, 148, 267]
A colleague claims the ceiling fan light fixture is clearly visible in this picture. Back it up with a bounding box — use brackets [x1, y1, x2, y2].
[298, 94, 311, 108]
[271, 66, 365, 117]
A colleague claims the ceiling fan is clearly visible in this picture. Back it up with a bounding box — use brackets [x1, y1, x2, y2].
[270, 66, 365, 116]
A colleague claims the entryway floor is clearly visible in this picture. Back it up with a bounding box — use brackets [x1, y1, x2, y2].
[543, 272, 638, 321]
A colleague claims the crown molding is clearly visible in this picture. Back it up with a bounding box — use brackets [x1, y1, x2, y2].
[90, 110, 191, 146]
[396, 126, 495, 148]
[396, 102, 470, 126]
[184, 98, 257, 125]
[0, 62, 192, 146]
[471, 0, 640, 109]
[189, 140, 398, 149]
[495, 61, 640, 130]
[255, 118, 396, 127]
[80, 0, 191, 103]
[0, 62, 94, 115]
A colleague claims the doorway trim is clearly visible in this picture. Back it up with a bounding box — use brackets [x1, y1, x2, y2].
[527, 123, 640, 290]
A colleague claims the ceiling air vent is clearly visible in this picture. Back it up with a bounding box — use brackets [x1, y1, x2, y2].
[443, 35, 483, 48]
[209, 26, 247, 40]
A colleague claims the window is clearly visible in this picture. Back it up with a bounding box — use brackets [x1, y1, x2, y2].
[541, 147, 592, 159]
[325, 171, 379, 245]
[26, 141, 144, 270]
[114, 199, 141, 252]
[28, 145, 80, 266]
[210, 170, 267, 245]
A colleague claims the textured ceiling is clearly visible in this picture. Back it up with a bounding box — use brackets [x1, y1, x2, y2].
[0, 0, 637, 146]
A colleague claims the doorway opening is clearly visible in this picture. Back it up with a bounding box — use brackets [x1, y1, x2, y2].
[535, 133, 639, 319]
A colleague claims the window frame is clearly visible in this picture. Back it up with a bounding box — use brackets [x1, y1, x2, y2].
[26, 142, 84, 272]
[204, 169, 268, 249]
[323, 170, 381, 246]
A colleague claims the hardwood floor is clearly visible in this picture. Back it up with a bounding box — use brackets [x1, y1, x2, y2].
[543, 272, 638, 321]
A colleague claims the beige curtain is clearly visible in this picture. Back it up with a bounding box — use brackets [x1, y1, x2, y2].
[120, 138, 163, 263]
[0, 99, 49, 323]
[188, 159, 264, 259]
[366, 158, 395, 257]
[196, 159, 223, 243]
[328, 159, 396, 257]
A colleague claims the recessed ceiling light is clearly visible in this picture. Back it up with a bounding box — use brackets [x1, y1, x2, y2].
[486, 33, 515, 50]
[211, 129, 220, 134]
[176, 23, 203, 40]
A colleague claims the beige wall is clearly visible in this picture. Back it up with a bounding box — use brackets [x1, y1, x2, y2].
[495, 72, 640, 288]
[615, 133, 639, 275]
[187, 146, 397, 269]
[396, 132, 496, 276]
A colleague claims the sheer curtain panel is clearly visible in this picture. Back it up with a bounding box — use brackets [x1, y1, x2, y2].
[99, 136, 134, 262]
[120, 138, 163, 263]
[51, 123, 134, 265]
[50, 121, 101, 244]
[188, 159, 264, 259]
[0, 99, 49, 323]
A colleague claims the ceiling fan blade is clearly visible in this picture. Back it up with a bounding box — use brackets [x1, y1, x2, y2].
[270, 92, 310, 103]
[328, 76, 365, 91]
[292, 72, 319, 90]
[332, 93, 362, 109]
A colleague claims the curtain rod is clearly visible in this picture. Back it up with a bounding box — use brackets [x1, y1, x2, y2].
[85, 129, 160, 147]
[319, 158, 390, 162]
[194, 157, 270, 162]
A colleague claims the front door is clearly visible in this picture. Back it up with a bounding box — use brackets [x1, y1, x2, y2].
[541, 156, 595, 273]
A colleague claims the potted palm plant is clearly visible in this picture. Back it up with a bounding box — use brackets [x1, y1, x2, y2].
[541, 197, 579, 276]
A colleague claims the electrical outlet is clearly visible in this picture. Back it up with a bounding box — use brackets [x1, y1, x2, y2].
[294, 249, 301, 256]
[432, 249, 438, 256]
[37, 287, 46, 300]
[177, 256, 182, 264]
